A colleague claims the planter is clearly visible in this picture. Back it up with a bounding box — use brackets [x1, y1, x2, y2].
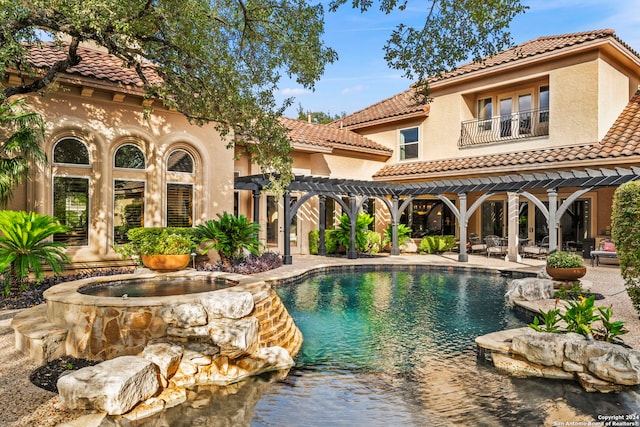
[141, 254, 190, 271]
[546, 266, 587, 281]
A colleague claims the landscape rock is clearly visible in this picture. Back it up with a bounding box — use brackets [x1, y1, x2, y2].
[511, 332, 582, 367]
[588, 347, 640, 385]
[198, 291, 254, 319]
[57, 356, 160, 415]
[505, 277, 554, 305]
[209, 317, 259, 358]
[160, 304, 208, 328]
[141, 342, 184, 379]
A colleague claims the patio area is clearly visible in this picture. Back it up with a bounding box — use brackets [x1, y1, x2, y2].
[0, 253, 638, 426]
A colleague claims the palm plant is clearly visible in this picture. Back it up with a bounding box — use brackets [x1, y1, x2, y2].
[0, 98, 47, 206]
[0, 210, 70, 295]
[194, 212, 261, 266]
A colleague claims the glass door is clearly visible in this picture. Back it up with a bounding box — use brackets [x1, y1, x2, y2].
[499, 97, 512, 137]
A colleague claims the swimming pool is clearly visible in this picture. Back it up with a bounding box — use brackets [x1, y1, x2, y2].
[132, 269, 640, 426]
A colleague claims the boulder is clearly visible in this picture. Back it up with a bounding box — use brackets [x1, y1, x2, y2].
[511, 332, 583, 367]
[198, 291, 254, 319]
[505, 278, 554, 306]
[588, 347, 640, 385]
[141, 342, 184, 379]
[209, 317, 259, 358]
[160, 304, 208, 328]
[57, 356, 160, 415]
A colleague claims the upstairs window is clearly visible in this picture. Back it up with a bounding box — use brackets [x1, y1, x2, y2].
[53, 138, 90, 165]
[399, 127, 419, 160]
[539, 85, 550, 123]
[477, 98, 492, 130]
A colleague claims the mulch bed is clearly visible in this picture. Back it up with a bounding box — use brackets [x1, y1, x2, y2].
[29, 356, 100, 393]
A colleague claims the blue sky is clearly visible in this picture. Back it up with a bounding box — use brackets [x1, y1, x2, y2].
[275, 0, 640, 118]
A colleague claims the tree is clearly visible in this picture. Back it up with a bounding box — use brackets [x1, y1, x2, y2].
[0, 98, 47, 206]
[296, 104, 344, 124]
[0, 0, 526, 184]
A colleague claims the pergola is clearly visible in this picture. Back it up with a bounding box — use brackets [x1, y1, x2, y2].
[235, 167, 640, 264]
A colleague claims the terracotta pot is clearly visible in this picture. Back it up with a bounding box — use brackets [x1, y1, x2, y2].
[546, 266, 587, 281]
[141, 254, 190, 271]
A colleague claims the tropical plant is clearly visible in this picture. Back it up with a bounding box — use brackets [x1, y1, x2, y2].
[308, 229, 320, 255]
[419, 235, 457, 254]
[194, 213, 261, 266]
[363, 231, 382, 255]
[0, 210, 69, 295]
[562, 295, 600, 337]
[0, 98, 47, 206]
[546, 251, 585, 268]
[595, 306, 628, 343]
[333, 213, 373, 253]
[528, 307, 562, 333]
[325, 229, 339, 255]
[612, 181, 640, 312]
[115, 227, 195, 260]
[383, 223, 412, 248]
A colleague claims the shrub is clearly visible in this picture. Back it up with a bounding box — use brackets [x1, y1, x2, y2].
[419, 235, 456, 254]
[546, 251, 584, 268]
[612, 181, 640, 312]
[309, 230, 319, 255]
[0, 211, 70, 295]
[325, 229, 339, 254]
[115, 227, 195, 261]
[333, 213, 373, 253]
[383, 223, 412, 248]
[363, 231, 382, 254]
[194, 213, 261, 266]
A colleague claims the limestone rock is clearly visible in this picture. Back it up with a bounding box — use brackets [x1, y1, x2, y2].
[505, 278, 555, 306]
[209, 317, 259, 358]
[588, 347, 640, 385]
[141, 342, 184, 379]
[198, 291, 254, 319]
[564, 339, 609, 366]
[57, 356, 161, 415]
[160, 304, 208, 327]
[577, 372, 623, 393]
[511, 332, 582, 367]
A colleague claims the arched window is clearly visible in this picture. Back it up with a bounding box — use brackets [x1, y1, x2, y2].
[167, 149, 194, 173]
[53, 138, 90, 165]
[114, 144, 145, 169]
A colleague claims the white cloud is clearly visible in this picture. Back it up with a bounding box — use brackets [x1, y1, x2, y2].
[280, 87, 312, 96]
[341, 85, 366, 95]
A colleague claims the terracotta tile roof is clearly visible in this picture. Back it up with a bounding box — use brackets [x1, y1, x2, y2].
[281, 117, 392, 156]
[431, 29, 635, 83]
[374, 90, 640, 180]
[340, 30, 638, 129]
[26, 43, 161, 87]
[332, 88, 429, 129]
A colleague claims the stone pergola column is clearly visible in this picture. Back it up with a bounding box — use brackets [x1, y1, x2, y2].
[507, 192, 520, 262]
[318, 195, 326, 256]
[283, 192, 293, 265]
[547, 188, 559, 253]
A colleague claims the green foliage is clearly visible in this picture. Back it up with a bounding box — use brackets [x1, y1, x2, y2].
[194, 213, 261, 266]
[562, 296, 600, 337]
[115, 227, 195, 261]
[308, 229, 320, 255]
[546, 251, 585, 268]
[528, 308, 562, 333]
[325, 229, 339, 254]
[0, 98, 47, 206]
[0, 210, 69, 295]
[333, 213, 373, 253]
[418, 235, 456, 254]
[363, 231, 381, 255]
[612, 181, 640, 312]
[554, 281, 587, 300]
[383, 223, 412, 248]
[595, 306, 628, 343]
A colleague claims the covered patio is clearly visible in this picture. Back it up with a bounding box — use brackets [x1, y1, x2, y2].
[235, 167, 640, 264]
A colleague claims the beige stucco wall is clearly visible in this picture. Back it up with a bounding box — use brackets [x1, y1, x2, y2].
[9, 85, 234, 264]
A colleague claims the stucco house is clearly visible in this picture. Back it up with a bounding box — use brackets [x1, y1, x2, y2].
[5, 29, 640, 266]
[235, 29, 640, 261]
[4, 44, 235, 267]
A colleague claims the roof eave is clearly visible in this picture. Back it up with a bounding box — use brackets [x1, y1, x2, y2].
[343, 109, 428, 131]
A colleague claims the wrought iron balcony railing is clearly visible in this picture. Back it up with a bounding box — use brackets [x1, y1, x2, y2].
[458, 108, 549, 147]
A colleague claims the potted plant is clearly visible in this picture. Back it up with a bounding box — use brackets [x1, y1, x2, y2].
[546, 251, 586, 281]
[115, 227, 195, 271]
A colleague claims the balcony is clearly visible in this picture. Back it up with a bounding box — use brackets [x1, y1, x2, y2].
[458, 108, 549, 147]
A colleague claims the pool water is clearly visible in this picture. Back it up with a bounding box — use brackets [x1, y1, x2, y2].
[133, 270, 640, 426]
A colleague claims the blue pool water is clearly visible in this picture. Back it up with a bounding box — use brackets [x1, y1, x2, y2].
[135, 269, 640, 426]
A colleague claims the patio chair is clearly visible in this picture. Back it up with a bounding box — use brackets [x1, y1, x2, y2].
[468, 233, 487, 253]
[522, 236, 549, 258]
[485, 235, 507, 257]
[590, 239, 618, 266]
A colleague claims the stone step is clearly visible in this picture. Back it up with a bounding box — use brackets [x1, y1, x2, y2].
[11, 304, 68, 364]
